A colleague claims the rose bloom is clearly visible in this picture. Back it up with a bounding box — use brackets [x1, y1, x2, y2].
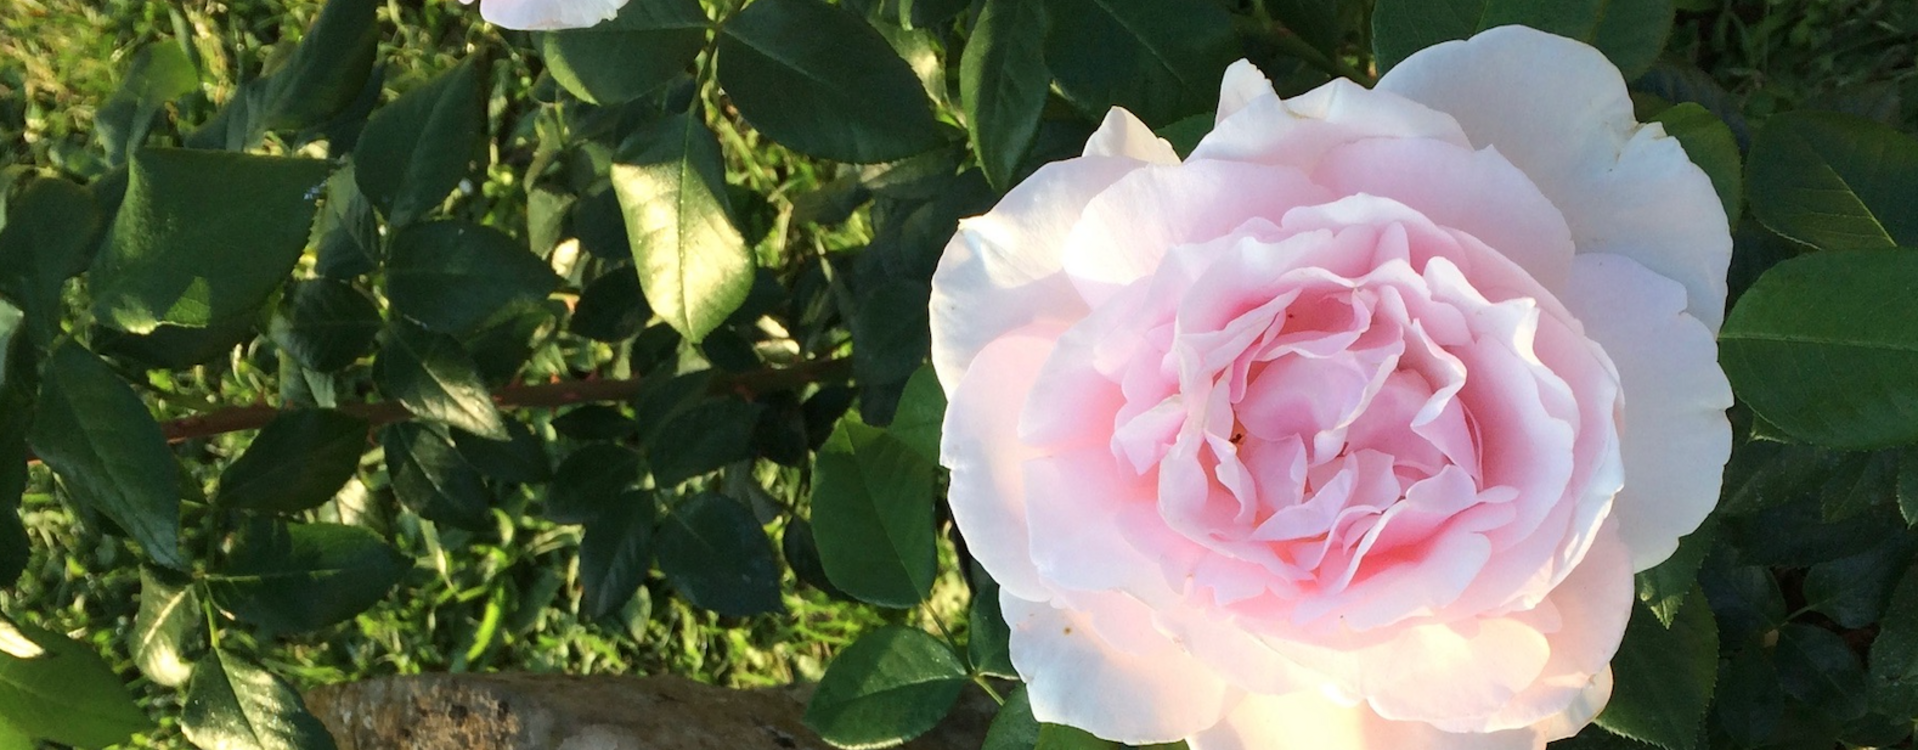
[456, 0, 625, 30]
[931, 26, 1733, 750]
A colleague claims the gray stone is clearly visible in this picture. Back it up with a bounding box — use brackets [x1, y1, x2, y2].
[306, 673, 997, 750]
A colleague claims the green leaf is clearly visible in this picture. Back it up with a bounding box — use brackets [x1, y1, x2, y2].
[781, 518, 848, 598]
[375, 320, 509, 440]
[1595, 596, 1718, 750]
[0, 177, 102, 346]
[580, 489, 657, 619]
[206, 521, 409, 633]
[450, 418, 550, 484]
[647, 396, 762, 487]
[545, 443, 640, 524]
[570, 268, 650, 343]
[354, 56, 485, 227]
[90, 149, 330, 333]
[1747, 110, 1918, 251]
[1651, 102, 1743, 227]
[1155, 113, 1212, 160]
[538, 0, 709, 105]
[259, 0, 380, 133]
[1635, 519, 1717, 627]
[0, 620, 150, 748]
[967, 566, 1015, 678]
[1869, 559, 1918, 714]
[654, 492, 783, 617]
[386, 220, 561, 334]
[1802, 532, 1913, 629]
[132, 567, 200, 688]
[889, 364, 946, 466]
[1373, 0, 1674, 79]
[1720, 249, 1918, 449]
[270, 279, 382, 371]
[1900, 446, 1918, 526]
[95, 42, 198, 168]
[381, 421, 494, 530]
[1042, 0, 1238, 127]
[217, 409, 369, 513]
[962, 0, 1049, 191]
[1773, 622, 1868, 720]
[181, 649, 337, 750]
[982, 686, 1040, 750]
[811, 417, 937, 608]
[804, 626, 968, 748]
[28, 342, 184, 569]
[1037, 724, 1120, 749]
[852, 280, 930, 387]
[715, 0, 946, 163]
[610, 112, 754, 342]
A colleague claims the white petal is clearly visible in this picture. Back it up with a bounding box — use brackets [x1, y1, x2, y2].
[1477, 520, 1633, 731]
[1215, 60, 1277, 124]
[475, 0, 625, 29]
[1561, 254, 1732, 571]
[1005, 593, 1236, 744]
[1085, 108, 1181, 165]
[1022, 447, 1173, 598]
[1377, 25, 1731, 330]
[1187, 690, 1542, 750]
[1192, 75, 1471, 171]
[930, 156, 1144, 393]
[941, 325, 1062, 601]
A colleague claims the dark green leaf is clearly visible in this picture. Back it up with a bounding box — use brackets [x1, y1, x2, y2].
[1372, 0, 1674, 79]
[967, 566, 1015, 678]
[132, 567, 200, 688]
[95, 43, 199, 167]
[181, 649, 337, 750]
[1747, 110, 1918, 250]
[655, 492, 783, 616]
[888, 364, 945, 466]
[1650, 102, 1743, 227]
[610, 113, 754, 342]
[0, 620, 151, 748]
[0, 177, 101, 346]
[580, 489, 657, 619]
[852, 280, 930, 388]
[539, 0, 709, 105]
[451, 418, 550, 484]
[375, 320, 509, 440]
[1042, 0, 1238, 127]
[716, 0, 946, 163]
[91, 148, 330, 333]
[647, 396, 762, 486]
[314, 167, 382, 279]
[804, 626, 968, 747]
[206, 521, 409, 633]
[1596, 596, 1718, 750]
[387, 220, 560, 335]
[962, 0, 1049, 191]
[781, 517, 847, 598]
[811, 417, 937, 608]
[1773, 623, 1868, 720]
[217, 409, 368, 513]
[270, 279, 381, 371]
[259, 0, 379, 133]
[28, 343, 183, 569]
[1036, 724, 1120, 749]
[1900, 446, 1918, 526]
[632, 370, 714, 446]
[354, 56, 485, 227]
[1720, 249, 1918, 449]
[570, 268, 650, 342]
[982, 686, 1040, 750]
[551, 404, 637, 442]
[1803, 533, 1915, 629]
[545, 443, 640, 524]
[1869, 560, 1918, 715]
[382, 421, 494, 530]
[1635, 519, 1716, 627]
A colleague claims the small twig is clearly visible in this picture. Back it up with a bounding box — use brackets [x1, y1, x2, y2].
[27, 357, 853, 465]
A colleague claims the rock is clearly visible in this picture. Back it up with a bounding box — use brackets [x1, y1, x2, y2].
[305, 673, 998, 750]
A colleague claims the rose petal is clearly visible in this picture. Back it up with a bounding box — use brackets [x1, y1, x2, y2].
[931, 156, 1144, 391]
[1193, 69, 1473, 172]
[1186, 690, 1541, 750]
[1005, 594, 1236, 744]
[1085, 108, 1182, 164]
[464, 0, 625, 29]
[1376, 25, 1731, 329]
[1561, 253, 1732, 570]
[1477, 521, 1632, 731]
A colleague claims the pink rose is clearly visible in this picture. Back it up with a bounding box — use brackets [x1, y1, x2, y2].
[931, 26, 1733, 750]
[456, 0, 626, 30]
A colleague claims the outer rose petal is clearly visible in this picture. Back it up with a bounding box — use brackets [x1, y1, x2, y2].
[1085, 108, 1182, 165]
[1185, 690, 1539, 750]
[1561, 254, 1732, 570]
[1005, 594, 1237, 744]
[457, 0, 625, 29]
[1376, 25, 1732, 330]
[1195, 64, 1472, 172]
[942, 325, 1061, 601]
[930, 156, 1143, 392]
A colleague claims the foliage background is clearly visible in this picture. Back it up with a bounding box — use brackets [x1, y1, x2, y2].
[0, 0, 1915, 748]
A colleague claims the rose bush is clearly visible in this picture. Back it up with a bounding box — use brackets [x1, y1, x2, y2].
[457, 0, 626, 29]
[931, 25, 1734, 750]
